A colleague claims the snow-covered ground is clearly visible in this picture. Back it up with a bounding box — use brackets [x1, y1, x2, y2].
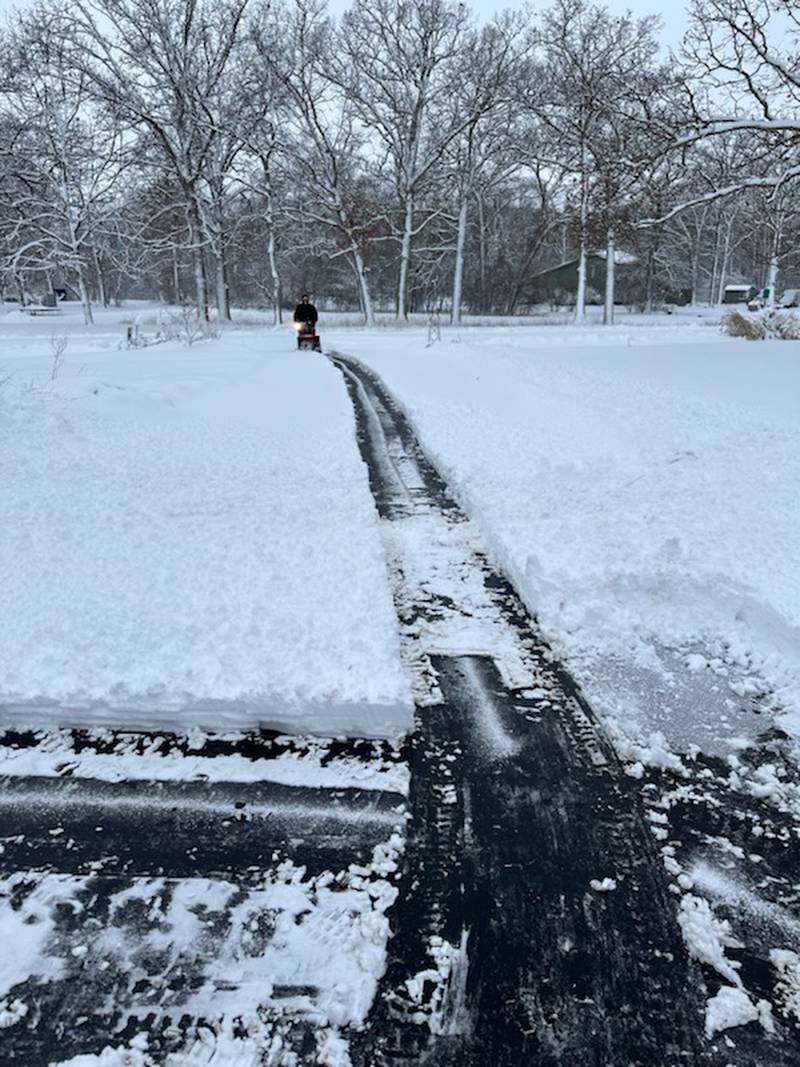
[330, 321, 800, 759]
[0, 305, 411, 736]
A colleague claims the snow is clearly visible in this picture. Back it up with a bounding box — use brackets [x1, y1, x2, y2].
[402, 931, 470, 1035]
[690, 861, 800, 944]
[0, 729, 409, 794]
[771, 949, 800, 1021]
[4, 831, 404, 1064]
[330, 323, 800, 757]
[595, 249, 638, 264]
[0, 307, 411, 737]
[0, 872, 74, 998]
[677, 893, 742, 986]
[704, 985, 758, 1037]
[51, 1037, 150, 1067]
[589, 877, 617, 892]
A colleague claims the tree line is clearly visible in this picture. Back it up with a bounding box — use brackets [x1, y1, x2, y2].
[1, 0, 798, 326]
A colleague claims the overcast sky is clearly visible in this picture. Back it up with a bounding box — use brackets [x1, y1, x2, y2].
[0, 0, 690, 50]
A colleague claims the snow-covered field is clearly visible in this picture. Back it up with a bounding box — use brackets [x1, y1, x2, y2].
[0, 305, 411, 736]
[331, 321, 800, 759]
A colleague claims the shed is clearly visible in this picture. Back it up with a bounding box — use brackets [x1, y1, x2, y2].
[722, 284, 755, 304]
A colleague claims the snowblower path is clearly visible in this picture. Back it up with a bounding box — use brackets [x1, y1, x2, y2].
[330, 351, 799, 1067]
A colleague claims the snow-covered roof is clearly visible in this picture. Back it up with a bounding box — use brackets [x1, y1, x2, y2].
[724, 283, 752, 291]
[595, 249, 638, 264]
[531, 250, 638, 277]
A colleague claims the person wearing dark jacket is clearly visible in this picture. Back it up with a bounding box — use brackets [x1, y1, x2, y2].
[293, 295, 318, 329]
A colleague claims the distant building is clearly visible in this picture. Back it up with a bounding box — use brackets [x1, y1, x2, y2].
[722, 283, 755, 304]
[528, 250, 640, 306]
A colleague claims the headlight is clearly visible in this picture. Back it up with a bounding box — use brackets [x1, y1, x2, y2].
[292, 321, 302, 330]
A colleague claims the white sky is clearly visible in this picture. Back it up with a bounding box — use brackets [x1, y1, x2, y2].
[0, 0, 689, 50]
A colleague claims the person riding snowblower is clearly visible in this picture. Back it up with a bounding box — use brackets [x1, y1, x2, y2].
[293, 294, 321, 351]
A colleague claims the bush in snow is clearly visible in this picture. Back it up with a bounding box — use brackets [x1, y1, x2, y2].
[722, 308, 800, 340]
[721, 310, 766, 340]
[760, 308, 800, 340]
[159, 304, 221, 345]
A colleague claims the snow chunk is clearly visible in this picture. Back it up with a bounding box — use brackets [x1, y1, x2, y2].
[589, 877, 617, 892]
[771, 949, 800, 1021]
[677, 894, 742, 985]
[704, 985, 758, 1037]
[50, 1034, 149, 1066]
[0, 998, 28, 1029]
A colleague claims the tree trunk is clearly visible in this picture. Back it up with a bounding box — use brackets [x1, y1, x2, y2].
[76, 262, 94, 325]
[397, 196, 414, 320]
[267, 228, 282, 326]
[451, 196, 468, 325]
[766, 255, 779, 307]
[644, 246, 656, 312]
[215, 250, 230, 322]
[477, 192, 487, 313]
[708, 221, 721, 307]
[93, 248, 108, 308]
[265, 203, 282, 326]
[574, 157, 588, 324]
[690, 244, 700, 306]
[603, 229, 615, 325]
[354, 246, 375, 326]
[64, 194, 93, 324]
[766, 217, 781, 307]
[188, 199, 208, 320]
[716, 248, 730, 306]
[575, 240, 587, 324]
[172, 246, 181, 305]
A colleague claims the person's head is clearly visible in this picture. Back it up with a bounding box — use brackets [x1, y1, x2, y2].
[301, 293, 310, 302]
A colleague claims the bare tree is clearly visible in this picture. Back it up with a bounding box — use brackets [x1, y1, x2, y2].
[263, 0, 384, 324]
[335, 0, 472, 319]
[70, 0, 252, 319]
[442, 15, 525, 324]
[535, 0, 660, 323]
[1, 10, 126, 323]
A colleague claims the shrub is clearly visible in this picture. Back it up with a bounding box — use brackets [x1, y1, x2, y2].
[721, 310, 766, 339]
[722, 307, 800, 340]
[761, 308, 800, 340]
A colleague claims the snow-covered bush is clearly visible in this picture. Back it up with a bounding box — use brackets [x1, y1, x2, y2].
[761, 308, 800, 340]
[159, 305, 221, 345]
[722, 308, 800, 340]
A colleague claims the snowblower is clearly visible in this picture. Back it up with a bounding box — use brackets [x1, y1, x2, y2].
[294, 320, 321, 352]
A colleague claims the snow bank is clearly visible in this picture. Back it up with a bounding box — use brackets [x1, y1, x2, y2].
[0, 318, 410, 736]
[332, 325, 800, 753]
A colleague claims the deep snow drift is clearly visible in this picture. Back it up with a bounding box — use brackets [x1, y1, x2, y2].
[331, 320, 800, 757]
[0, 307, 411, 736]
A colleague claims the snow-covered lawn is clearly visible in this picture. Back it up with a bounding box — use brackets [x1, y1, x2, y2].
[331, 322, 800, 755]
[0, 306, 411, 736]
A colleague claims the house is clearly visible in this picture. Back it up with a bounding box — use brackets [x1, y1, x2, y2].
[528, 250, 639, 306]
[722, 283, 755, 304]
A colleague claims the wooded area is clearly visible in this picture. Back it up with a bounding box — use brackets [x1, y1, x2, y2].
[1, 0, 798, 325]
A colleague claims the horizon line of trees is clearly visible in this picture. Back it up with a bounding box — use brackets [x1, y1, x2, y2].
[1, 0, 799, 327]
